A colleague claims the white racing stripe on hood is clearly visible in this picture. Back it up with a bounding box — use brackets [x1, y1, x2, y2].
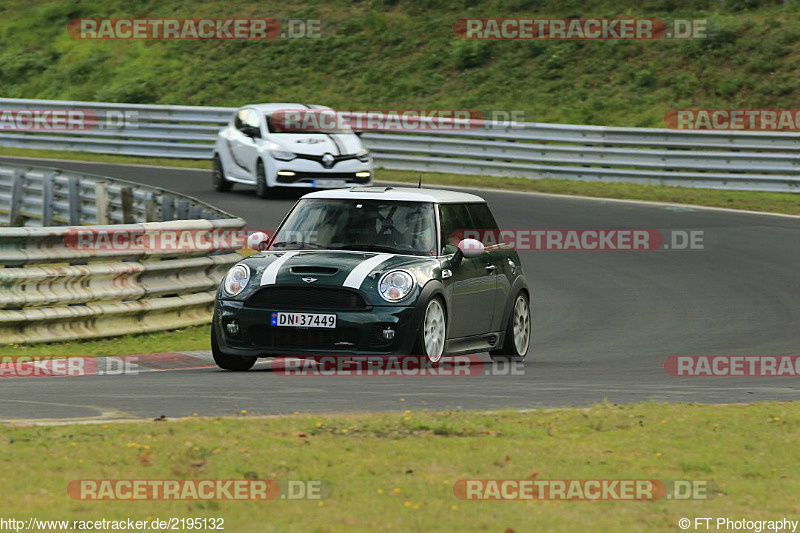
[260, 251, 300, 285]
[342, 254, 394, 289]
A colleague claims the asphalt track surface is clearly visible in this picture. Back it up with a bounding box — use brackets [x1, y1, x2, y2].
[2, 157, 799, 422]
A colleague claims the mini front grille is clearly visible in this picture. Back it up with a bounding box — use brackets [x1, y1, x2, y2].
[246, 286, 369, 310]
[248, 325, 360, 350]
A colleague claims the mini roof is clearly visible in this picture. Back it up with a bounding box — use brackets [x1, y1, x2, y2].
[302, 186, 486, 204]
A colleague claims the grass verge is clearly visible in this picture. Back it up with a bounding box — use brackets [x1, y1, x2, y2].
[2, 402, 798, 531]
[0, 326, 209, 357]
[2, 148, 799, 216]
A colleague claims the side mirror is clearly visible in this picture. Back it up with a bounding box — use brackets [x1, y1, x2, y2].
[247, 231, 272, 252]
[242, 125, 260, 138]
[451, 238, 485, 267]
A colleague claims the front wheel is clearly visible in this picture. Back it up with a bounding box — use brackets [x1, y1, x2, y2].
[490, 291, 531, 361]
[255, 161, 271, 199]
[211, 327, 257, 371]
[413, 297, 447, 364]
[212, 154, 233, 192]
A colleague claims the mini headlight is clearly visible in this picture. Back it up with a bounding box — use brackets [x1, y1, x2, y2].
[378, 270, 415, 302]
[356, 148, 370, 162]
[269, 142, 296, 161]
[224, 264, 250, 296]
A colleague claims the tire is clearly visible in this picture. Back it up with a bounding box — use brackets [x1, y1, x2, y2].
[413, 296, 447, 364]
[255, 160, 271, 199]
[211, 326, 257, 371]
[212, 154, 233, 192]
[490, 291, 531, 361]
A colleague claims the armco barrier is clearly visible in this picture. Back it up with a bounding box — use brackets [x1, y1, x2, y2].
[1, 98, 800, 192]
[0, 162, 245, 344]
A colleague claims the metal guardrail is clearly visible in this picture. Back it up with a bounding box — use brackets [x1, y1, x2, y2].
[0, 161, 245, 344]
[1, 98, 800, 192]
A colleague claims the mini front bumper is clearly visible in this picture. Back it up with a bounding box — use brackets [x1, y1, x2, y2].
[213, 299, 422, 357]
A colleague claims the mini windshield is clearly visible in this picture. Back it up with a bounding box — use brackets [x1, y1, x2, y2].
[272, 199, 437, 256]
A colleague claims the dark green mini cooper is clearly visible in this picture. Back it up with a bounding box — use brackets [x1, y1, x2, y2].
[212, 187, 531, 370]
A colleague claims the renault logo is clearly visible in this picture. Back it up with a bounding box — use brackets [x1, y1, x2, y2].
[302, 277, 317, 283]
[321, 153, 335, 169]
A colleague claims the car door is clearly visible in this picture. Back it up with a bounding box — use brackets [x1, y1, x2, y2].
[227, 108, 261, 181]
[438, 203, 496, 338]
[465, 202, 508, 334]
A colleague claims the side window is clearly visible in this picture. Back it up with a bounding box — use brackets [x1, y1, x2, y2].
[235, 109, 262, 137]
[438, 203, 473, 255]
[466, 203, 500, 245]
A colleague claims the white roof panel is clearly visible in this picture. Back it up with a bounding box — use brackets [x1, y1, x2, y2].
[302, 186, 486, 204]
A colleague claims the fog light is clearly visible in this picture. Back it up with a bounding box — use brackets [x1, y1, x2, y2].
[355, 171, 371, 178]
[277, 170, 296, 176]
[381, 327, 395, 341]
[225, 320, 240, 336]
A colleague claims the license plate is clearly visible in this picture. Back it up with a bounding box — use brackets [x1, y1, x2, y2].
[315, 179, 343, 188]
[271, 312, 336, 329]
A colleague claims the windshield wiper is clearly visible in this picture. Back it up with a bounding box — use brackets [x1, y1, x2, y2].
[338, 244, 403, 254]
[271, 241, 327, 250]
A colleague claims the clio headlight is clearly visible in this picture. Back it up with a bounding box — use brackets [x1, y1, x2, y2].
[378, 270, 415, 302]
[224, 264, 250, 296]
[269, 142, 296, 161]
[356, 148, 370, 162]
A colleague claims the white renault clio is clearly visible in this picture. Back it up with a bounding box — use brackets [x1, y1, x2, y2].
[213, 103, 373, 197]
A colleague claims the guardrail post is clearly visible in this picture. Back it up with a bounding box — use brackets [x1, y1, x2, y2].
[68, 176, 81, 225]
[161, 196, 174, 221]
[176, 200, 190, 219]
[94, 181, 110, 224]
[8, 169, 24, 226]
[120, 186, 134, 224]
[41, 171, 55, 226]
[145, 192, 159, 222]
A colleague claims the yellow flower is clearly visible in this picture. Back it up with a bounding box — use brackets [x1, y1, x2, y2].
[240, 409, 247, 415]
[377, 489, 384, 495]
[70, 442, 77, 447]
[393, 488, 402, 494]
[654, 452, 662, 457]
[214, 448, 222, 454]
[404, 500, 411, 507]
[143, 444, 151, 451]
[318, 501, 325, 507]
[412, 503, 420, 510]
[450, 505, 458, 511]
[772, 416, 781, 422]
[127, 442, 140, 449]
[712, 423, 719, 427]
[404, 410, 412, 415]
[341, 428, 349, 434]
[403, 416, 411, 422]
[239, 448, 247, 453]
[78, 459, 83, 464]
[192, 446, 199, 451]
[316, 422, 323, 428]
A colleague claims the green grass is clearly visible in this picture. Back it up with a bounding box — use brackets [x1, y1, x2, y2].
[2, 147, 798, 216]
[2, 402, 798, 531]
[0, 326, 209, 357]
[1, 1, 800, 127]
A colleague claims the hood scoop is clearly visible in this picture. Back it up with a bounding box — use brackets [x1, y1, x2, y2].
[289, 266, 339, 276]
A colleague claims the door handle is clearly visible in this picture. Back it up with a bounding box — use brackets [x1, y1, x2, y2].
[485, 264, 497, 273]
